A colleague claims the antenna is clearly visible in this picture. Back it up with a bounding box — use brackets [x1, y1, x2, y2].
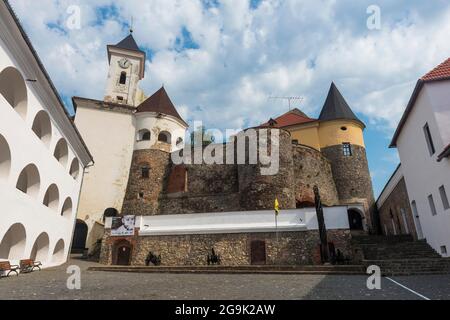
[268, 96, 304, 111]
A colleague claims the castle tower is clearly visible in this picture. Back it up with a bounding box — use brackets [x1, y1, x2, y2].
[318, 83, 376, 230]
[121, 87, 188, 215]
[104, 34, 146, 106]
[238, 128, 296, 210]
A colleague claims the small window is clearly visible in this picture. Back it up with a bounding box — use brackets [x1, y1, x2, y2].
[441, 246, 447, 255]
[141, 166, 150, 179]
[158, 131, 171, 143]
[428, 194, 437, 216]
[138, 192, 144, 199]
[343, 143, 352, 156]
[119, 72, 127, 85]
[423, 123, 436, 156]
[439, 185, 450, 210]
[341, 126, 348, 131]
[142, 132, 151, 141]
[292, 140, 299, 145]
[176, 137, 184, 147]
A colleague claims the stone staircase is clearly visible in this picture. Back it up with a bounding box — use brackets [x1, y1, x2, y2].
[352, 235, 450, 275]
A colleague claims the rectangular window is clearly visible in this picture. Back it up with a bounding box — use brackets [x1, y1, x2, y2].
[428, 194, 437, 216]
[141, 167, 150, 179]
[343, 143, 352, 156]
[439, 185, 450, 210]
[440, 246, 447, 255]
[423, 123, 436, 156]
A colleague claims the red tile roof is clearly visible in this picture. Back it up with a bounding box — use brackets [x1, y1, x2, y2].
[421, 58, 450, 81]
[260, 108, 316, 128]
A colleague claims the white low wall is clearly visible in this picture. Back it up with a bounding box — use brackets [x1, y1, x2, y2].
[106, 206, 357, 236]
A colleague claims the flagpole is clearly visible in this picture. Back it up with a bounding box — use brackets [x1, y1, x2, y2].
[275, 213, 279, 243]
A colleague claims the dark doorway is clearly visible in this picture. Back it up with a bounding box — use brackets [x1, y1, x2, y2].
[251, 240, 266, 265]
[72, 220, 88, 253]
[113, 240, 132, 266]
[348, 209, 364, 230]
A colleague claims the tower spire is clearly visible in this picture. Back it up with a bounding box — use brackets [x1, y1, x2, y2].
[129, 16, 134, 34]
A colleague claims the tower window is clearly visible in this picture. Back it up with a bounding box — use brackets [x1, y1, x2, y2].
[141, 166, 150, 179]
[428, 194, 437, 216]
[343, 143, 352, 156]
[119, 72, 127, 85]
[423, 123, 435, 156]
[439, 185, 449, 210]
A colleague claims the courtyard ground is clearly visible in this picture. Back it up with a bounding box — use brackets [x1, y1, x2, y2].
[1, 257, 449, 300]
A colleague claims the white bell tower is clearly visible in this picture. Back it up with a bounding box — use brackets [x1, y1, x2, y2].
[104, 33, 146, 107]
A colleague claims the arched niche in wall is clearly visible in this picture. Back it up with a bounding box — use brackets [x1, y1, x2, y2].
[61, 197, 73, 218]
[0, 134, 11, 181]
[69, 158, 80, 180]
[43, 184, 60, 211]
[138, 129, 151, 141]
[0, 223, 26, 260]
[53, 138, 69, 167]
[31, 110, 52, 147]
[30, 232, 50, 263]
[16, 164, 41, 198]
[51, 239, 65, 264]
[0, 66, 28, 119]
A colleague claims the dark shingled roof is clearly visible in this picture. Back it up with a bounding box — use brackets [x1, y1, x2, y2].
[115, 34, 141, 52]
[136, 87, 186, 125]
[319, 82, 364, 127]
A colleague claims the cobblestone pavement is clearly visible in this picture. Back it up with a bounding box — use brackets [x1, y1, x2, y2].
[1, 258, 449, 300]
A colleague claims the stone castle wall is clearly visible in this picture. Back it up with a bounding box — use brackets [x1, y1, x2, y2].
[378, 177, 417, 239]
[292, 145, 339, 207]
[100, 229, 353, 266]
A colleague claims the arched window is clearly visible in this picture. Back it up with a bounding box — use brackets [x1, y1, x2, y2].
[119, 72, 127, 85]
[0, 66, 27, 119]
[53, 138, 68, 167]
[16, 164, 40, 198]
[138, 129, 151, 141]
[103, 208, 119, 222]
[61, 198, 73, 218]
[176, 137, 184, 147]
[43, 184, 60, 211]
[0, 134, 11, 181]
[69, 158, 80, 180]
[158, 131, 171, 144]
[32, 110, 52, 147]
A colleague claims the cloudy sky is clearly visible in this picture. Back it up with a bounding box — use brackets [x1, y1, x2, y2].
[9, 0, 450, 197]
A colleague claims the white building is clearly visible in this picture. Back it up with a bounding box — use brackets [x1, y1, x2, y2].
[390, 57, 450, 257]
[0, 1, 93, 268]
[73, 32, 188, 253]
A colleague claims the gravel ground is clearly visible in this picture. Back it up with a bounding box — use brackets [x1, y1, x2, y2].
[1, 257, 449, 300]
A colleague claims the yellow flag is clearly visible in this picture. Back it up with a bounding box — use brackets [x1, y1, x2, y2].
[274, 198, 280, 216]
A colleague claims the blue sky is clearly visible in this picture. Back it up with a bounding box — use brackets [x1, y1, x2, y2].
[9, 0, 450, 198]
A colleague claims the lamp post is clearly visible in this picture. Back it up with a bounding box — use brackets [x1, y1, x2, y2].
[314, 186, 329, 263]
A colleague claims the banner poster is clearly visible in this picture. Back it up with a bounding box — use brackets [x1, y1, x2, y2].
[111, 215, 136, 236]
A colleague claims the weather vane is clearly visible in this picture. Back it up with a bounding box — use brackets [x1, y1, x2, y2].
[130, 16, 134, 34]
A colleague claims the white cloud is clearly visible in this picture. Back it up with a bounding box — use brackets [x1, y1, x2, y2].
[8, 0, 450, 133]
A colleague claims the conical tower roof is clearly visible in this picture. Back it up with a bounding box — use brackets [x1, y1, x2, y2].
[136, 87, 187, 125]
[319, 82, 364, 127]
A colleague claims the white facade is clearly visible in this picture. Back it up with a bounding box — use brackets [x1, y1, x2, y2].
[395, 80, 450, 257]
[105, 206, 357, 236]
[0, 2, 92, 269]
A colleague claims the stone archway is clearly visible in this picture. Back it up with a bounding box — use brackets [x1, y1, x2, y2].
[112, 240, 133, 266]
[348, 209, 364, 230]
[71, 220, 88, 253]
